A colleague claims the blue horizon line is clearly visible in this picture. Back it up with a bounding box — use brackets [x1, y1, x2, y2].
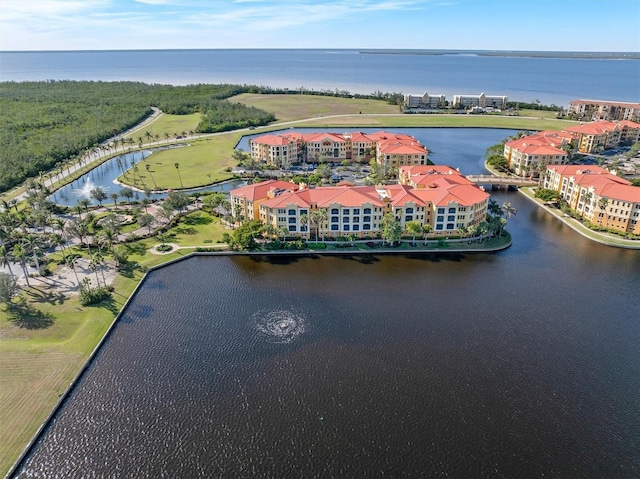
[1, 48, 638, 56]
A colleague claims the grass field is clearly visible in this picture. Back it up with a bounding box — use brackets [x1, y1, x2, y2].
[231, 93, 400, 121]
[118, 135, 243, 189]
[124, 112, 202, 142]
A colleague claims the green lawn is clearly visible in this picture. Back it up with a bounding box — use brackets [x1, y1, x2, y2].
[296, 114, 578, 131]
[124, 112, 202, 142]
[118, 135, 242, 189]
[231, 93, 400, 121]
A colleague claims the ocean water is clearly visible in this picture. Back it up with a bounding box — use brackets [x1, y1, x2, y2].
[1, 49, 639, 105]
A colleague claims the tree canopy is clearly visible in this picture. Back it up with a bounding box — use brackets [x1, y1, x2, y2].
[0, 81, 274, 192]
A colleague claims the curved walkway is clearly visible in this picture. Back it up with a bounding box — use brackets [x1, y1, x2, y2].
[518, 188, 640, 249]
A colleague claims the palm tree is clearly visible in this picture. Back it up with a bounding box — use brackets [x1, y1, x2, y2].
[0, 245, 15, 278]
[488, 199, 503, 217]
[598, 197, 609, 227]
[145, 164, 158, 189]
[501, 202, 517, 219]
[90, 186, 107, 206]
[311, 209, 327, 242]
[278, 226, 288, 244]
[174, 162, 183, 188]
[110, 192, 119, 209]
[137, 213, 155, 235]
[11, 243, 30, 287]
[422, 224, 433, 245]
[405, 220, 423, 245]
[66, 256, 80, 286]
[89, 253, 104, 287]
[23, 234, 41, 276]
[299, 214, 309, 238]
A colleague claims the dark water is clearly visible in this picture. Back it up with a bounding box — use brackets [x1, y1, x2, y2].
[15, 134, 640, 477]
[2, 49, 639, 105]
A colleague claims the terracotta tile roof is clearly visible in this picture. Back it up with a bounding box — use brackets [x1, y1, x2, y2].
[231, 180, 298, 201]
[564, 120, 622, 136]
[250, 135, 297, 146]
[518, 144, 567, 156]
[596, 183, 640, 203]
[570, 99, 640, 108]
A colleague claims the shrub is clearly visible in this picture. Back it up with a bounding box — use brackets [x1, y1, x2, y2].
[156, 243, 173, 252]
[80, 285, 112, 306]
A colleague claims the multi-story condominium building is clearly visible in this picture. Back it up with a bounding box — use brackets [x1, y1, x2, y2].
[543, 165, 640, 235]
[230, 168, 490, 238]
[403, 91, 447, 109]
[503, 130, 571, 176]
[568, 99, 640, 122]
[249, 134, 303, 168]
[230, 179, 300, 221]
[563, 120, 640, 153]
[452, 92, 508, 110]
[249, 131, 429, 171]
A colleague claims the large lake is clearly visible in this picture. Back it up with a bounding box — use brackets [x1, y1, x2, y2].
[15, 131, 640, 477]
[2, 49, 639, 105]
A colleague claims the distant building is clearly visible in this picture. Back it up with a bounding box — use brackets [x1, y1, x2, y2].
[543, 165, 640, 235]
[568, 99, 640, 122]
[452, 92, 508, 110]
[403, 92, 446, 109]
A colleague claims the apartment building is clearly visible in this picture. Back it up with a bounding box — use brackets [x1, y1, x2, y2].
[543, 165, 640, 235]
[230, 179, 299, 221]
[503, 130, 571, 176]
[568, 100, 640, 121]
[249, 131, 429, 171]
[452, 92, 508, 110]
[404, 91, 447, 109]
[563, 120, 640, 153]
[230, 168, 490, 238]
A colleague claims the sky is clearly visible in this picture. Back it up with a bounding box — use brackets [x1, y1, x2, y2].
[1, 0, 639, 52]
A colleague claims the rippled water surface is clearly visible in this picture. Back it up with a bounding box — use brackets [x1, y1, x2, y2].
[15, 198, 640, 477]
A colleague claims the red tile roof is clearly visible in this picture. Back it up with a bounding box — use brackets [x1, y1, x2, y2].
[231, 179, 298, 201]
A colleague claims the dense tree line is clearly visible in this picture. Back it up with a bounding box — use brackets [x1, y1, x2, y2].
[0, 81, 266, 192]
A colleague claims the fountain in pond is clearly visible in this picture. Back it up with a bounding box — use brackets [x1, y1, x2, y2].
[253, 309, 306, 344]
[73, 178, 96, 199]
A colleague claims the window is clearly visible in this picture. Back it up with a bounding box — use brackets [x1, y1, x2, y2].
[343, 217, 349, 223]
[437, 208, 445, 214]
[447, 223, 454, 230]
[353, 217, 360, 223]
[406, 216, 413, 221]
[278, 209, 285, 214]
[437, 216, 444, 222]
[363, 216, 371, 222]
[344, 225, 350, 231]
[436, 224, 443, 230]
[364, 208, 371, 214]
[300, 209, 308, 215]
[331, 224, 339, 231]
[406, 207, 414, 214]
[448, 215, 455, 222]
[288, 209, 296, 215]
[353, 208, 360, 215]
[448, 207, 456, 214]
[288, 225, 296, 232]
[288, 217, 296, 224]
[331, 208, 339, 214]
[353, 225, 360, 231]
[363, 224, 371, 230]
[343, 208, 350, 215]
[331, 216, 339, 223]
